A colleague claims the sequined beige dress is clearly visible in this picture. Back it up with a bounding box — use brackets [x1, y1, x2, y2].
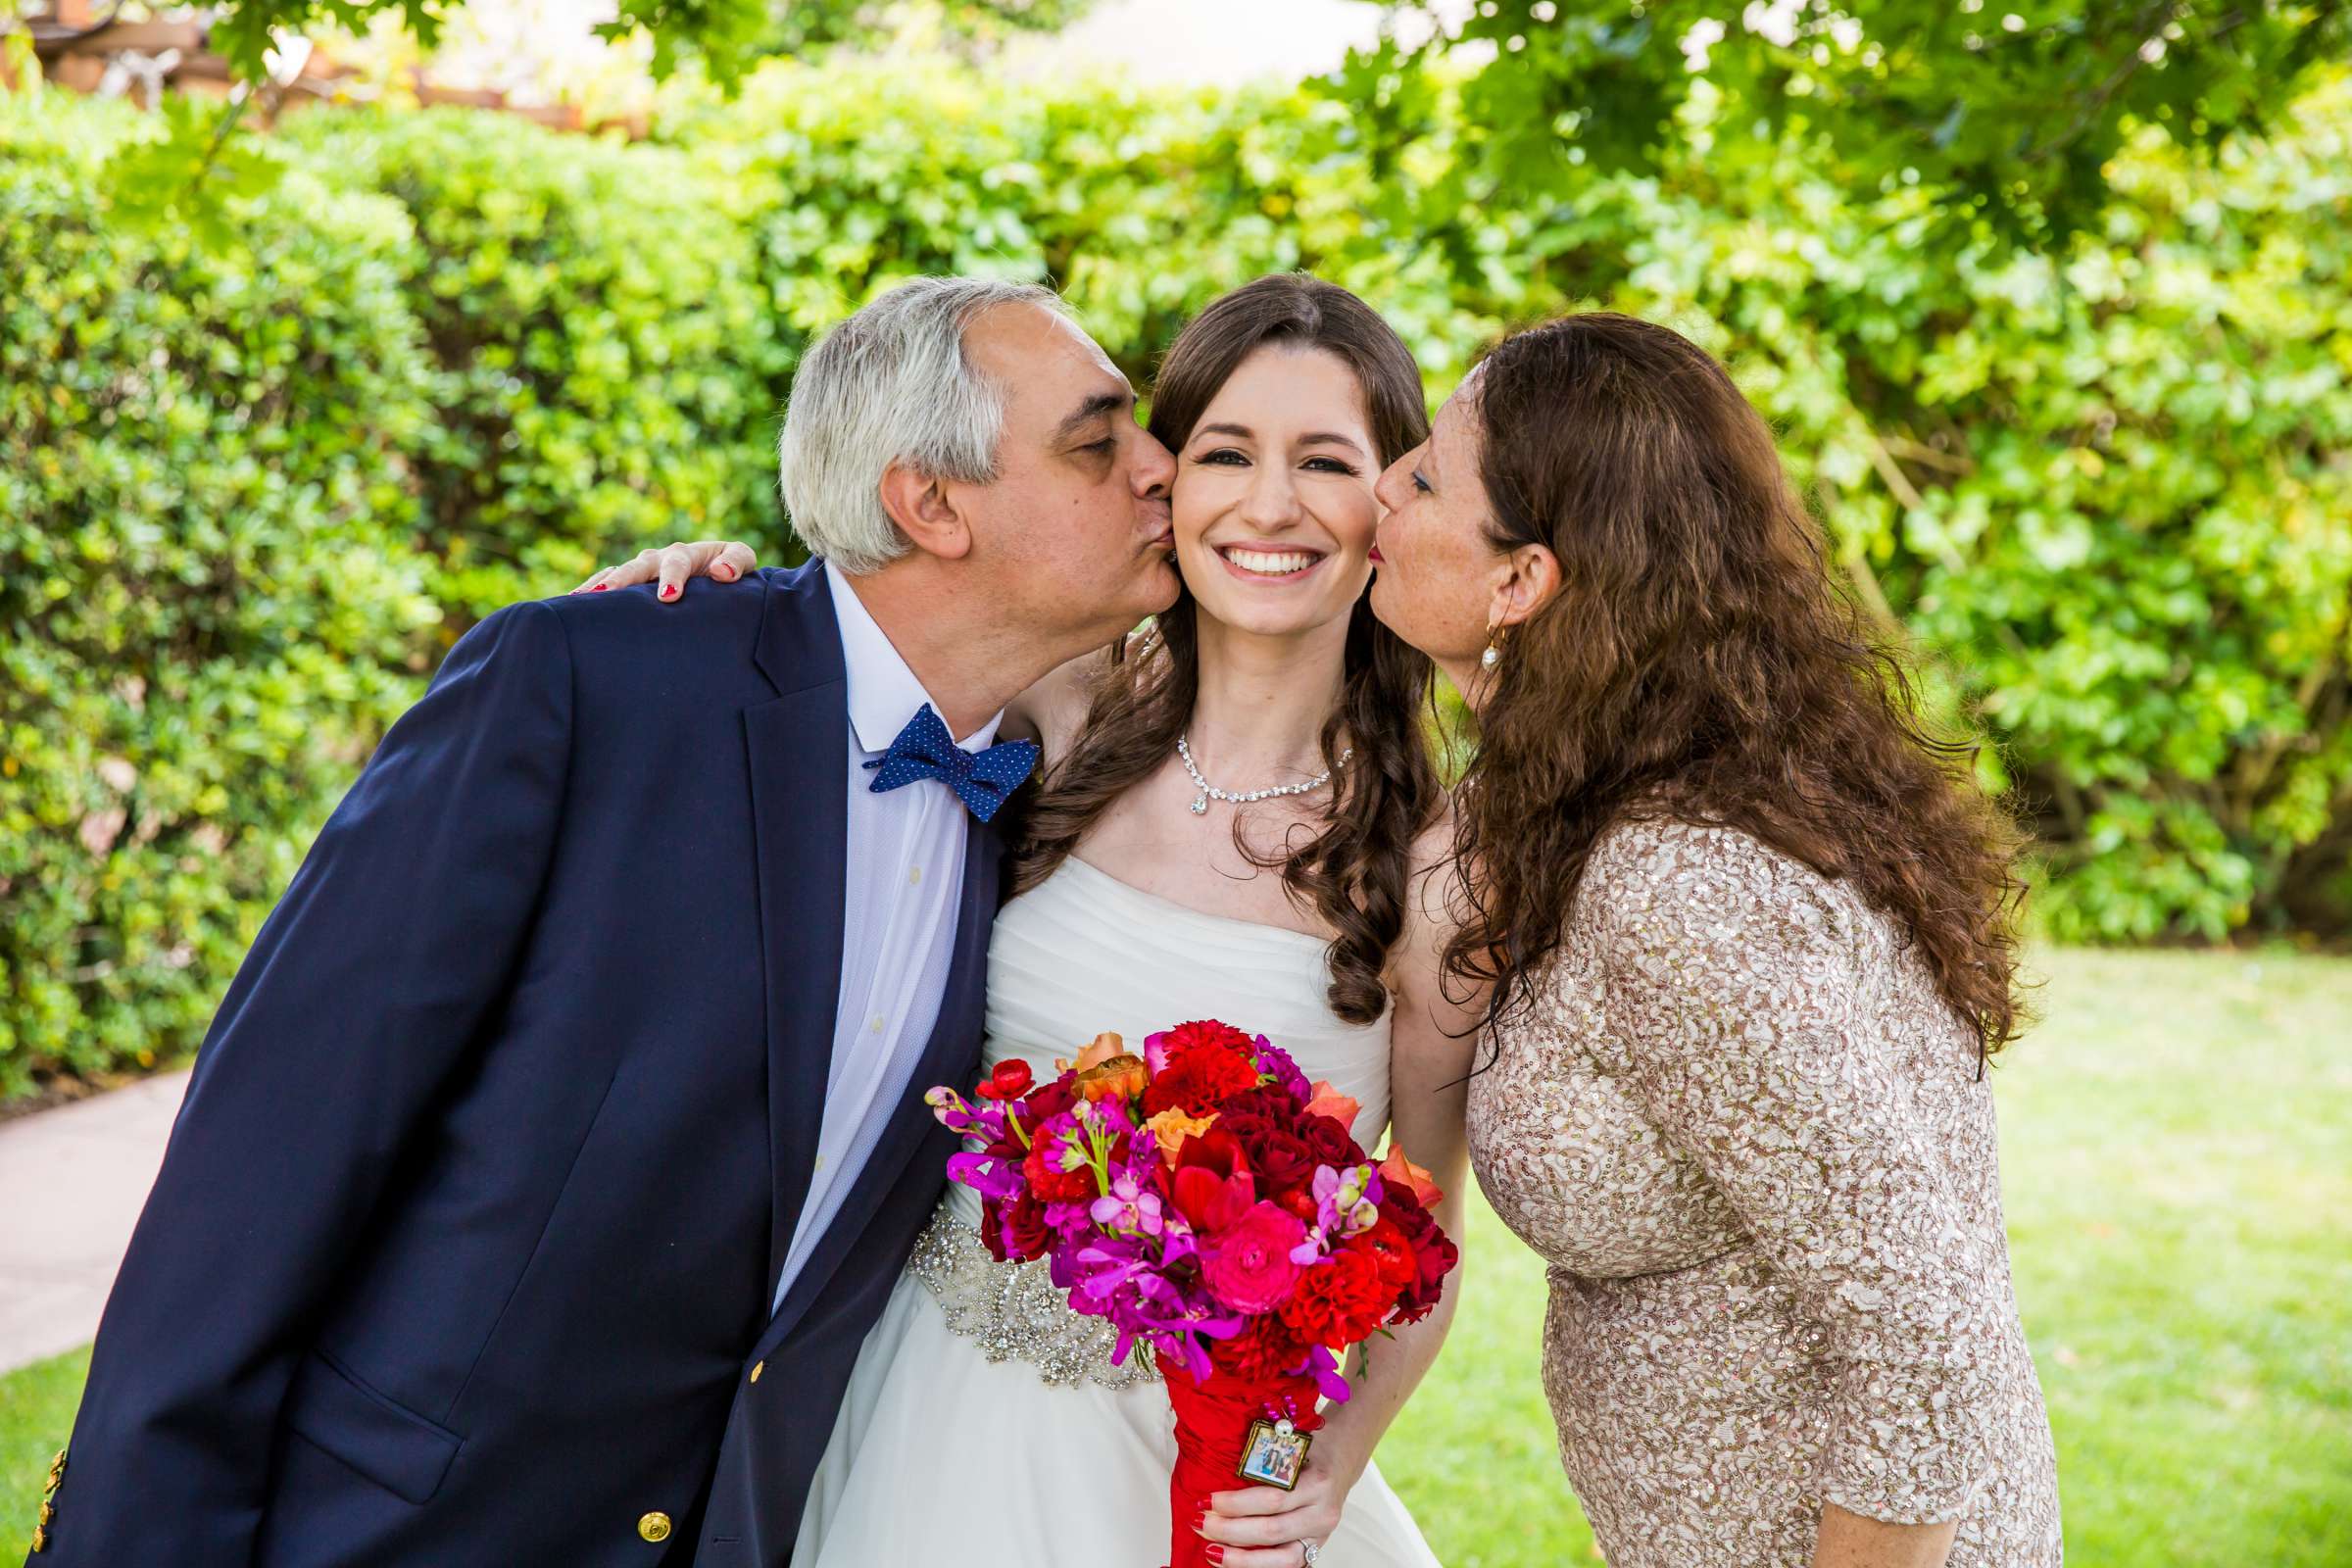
[1466, 818, 2062, 1567]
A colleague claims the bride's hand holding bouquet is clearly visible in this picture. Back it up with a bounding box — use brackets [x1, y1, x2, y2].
[928, 1022, 1457, 1568]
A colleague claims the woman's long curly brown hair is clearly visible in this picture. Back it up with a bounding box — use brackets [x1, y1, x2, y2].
[1013, 275, 1443, 1024]
[1449, 313, 2028, 1057]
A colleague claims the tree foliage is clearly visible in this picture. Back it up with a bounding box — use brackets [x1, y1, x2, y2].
[182, 0, 1090, 87]
[1, 62, 2345, 1102]
[1348, 0, 2351, 247]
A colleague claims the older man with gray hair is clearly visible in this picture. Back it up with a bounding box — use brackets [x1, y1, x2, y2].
[40, 277, 1176, 1568]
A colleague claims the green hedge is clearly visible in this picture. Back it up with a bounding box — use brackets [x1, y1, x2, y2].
[1489, 84, 2352, 943]
[0, 99, 436, 1095]
[0, 66, 2345, 1098]
[277, 108, 794, 627]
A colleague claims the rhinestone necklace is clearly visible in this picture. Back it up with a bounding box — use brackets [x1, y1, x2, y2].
[1175, 734, 1350, 815]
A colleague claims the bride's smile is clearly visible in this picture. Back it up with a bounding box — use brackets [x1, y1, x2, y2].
[1213, 544, 1327, 580]
[1173, 342, 1381, 646]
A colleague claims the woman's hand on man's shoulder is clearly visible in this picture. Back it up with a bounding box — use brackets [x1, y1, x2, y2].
[574, 540, 760, 602]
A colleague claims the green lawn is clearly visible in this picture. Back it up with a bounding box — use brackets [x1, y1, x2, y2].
[5, 949, 2346, 1564]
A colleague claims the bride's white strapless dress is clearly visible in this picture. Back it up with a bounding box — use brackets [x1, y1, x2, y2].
[791, 856, 1443, 1566]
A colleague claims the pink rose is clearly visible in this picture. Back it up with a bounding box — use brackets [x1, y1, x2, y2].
[1201, 1201, 1308, 1314]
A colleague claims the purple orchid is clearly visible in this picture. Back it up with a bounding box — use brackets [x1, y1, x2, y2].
[1291, 1162, 1386, 1264]
[1090, 1172, 1165, 1237]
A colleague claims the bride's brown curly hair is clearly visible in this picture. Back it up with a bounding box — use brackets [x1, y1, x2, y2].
[1012, 275, 1443, 1024]
[1451, 313, 2028, 1057]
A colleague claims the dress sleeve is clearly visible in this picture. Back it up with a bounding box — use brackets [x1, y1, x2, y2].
[1586, 826, 2008, 1524]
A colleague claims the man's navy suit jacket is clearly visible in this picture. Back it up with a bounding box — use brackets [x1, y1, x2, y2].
[34, 563, 996, 1566]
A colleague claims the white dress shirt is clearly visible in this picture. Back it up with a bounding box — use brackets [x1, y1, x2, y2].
[770, 562, 1004, 1312]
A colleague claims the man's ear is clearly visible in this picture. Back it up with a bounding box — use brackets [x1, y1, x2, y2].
[1488, 542, 1562, 632]
[878, 463, 975, 562]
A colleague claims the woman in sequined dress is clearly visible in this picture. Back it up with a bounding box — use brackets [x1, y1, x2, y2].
[1361, 314, 2064, 1567]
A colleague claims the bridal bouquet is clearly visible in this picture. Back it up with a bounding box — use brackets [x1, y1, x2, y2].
[927, 1022, 1456, 1568]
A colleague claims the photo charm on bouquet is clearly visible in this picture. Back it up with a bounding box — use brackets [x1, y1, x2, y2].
[1238, 1417, 1310, 1492]
[927, 1020, 1458, 1568]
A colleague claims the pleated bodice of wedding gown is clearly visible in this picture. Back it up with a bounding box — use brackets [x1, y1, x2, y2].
[792, 855, 1441, 1567]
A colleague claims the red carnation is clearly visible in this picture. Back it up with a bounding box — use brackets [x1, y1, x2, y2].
[1278, 1248, 1390, 1347]
[1142, 1042, 1263, 1119]
[1158, 1019, 1256, 1055]
[1022, 1139, 1096, 1202]
[1355, 1217, 1418, 1293]
[1207, 1315, 1308, 1382]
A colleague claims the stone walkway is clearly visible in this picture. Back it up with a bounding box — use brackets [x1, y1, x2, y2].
[0, 1071, 189, 1375]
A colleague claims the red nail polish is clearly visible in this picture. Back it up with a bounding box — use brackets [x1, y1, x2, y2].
[1205, 1548, 1224, 1565]
[661, 585, 678, 600]
[591, 583, 610, 592]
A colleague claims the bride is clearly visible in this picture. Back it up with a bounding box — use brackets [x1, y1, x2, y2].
[592, 274, 1475, 1567]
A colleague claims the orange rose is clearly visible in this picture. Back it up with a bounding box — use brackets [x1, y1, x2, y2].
[1378, 1147, 1444, 1208]
[1144, 1107, 1217, 1164]
[1075, 1054, 1149, 1104]
[1302, 1081, 1362, 1130]
[1061, 1032, 1126, 1075]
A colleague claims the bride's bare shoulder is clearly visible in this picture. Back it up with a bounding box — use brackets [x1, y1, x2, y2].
[1003, 626, 1156, 763]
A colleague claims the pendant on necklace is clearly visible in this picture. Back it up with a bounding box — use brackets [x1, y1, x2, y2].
[1189, 793, 1209, 815]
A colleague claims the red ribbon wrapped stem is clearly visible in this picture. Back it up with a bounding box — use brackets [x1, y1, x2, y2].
[1154, 1350, 1322, 1568]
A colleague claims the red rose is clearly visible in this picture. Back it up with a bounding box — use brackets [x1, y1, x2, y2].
[1386, 1201, 1458, 1322]
[975, 1059, 1034, 1102]
[1207, 1315, 1308, 1381]
[1142, 1042, 1263, 1118]
[1278, 1248, 1389, 1347]
[1297, 1113, 1361, 1169]
[981, 1191, 1052, 1263]
[1219, 1113, 1317, 1197]
[1000, 1080, 1076, 1152]
[979, 1197, 1010, 1262]
[1217, 1085, 1305, 1125]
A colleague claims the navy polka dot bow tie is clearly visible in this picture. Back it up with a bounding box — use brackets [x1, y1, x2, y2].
[863, 703, 1040, 824]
